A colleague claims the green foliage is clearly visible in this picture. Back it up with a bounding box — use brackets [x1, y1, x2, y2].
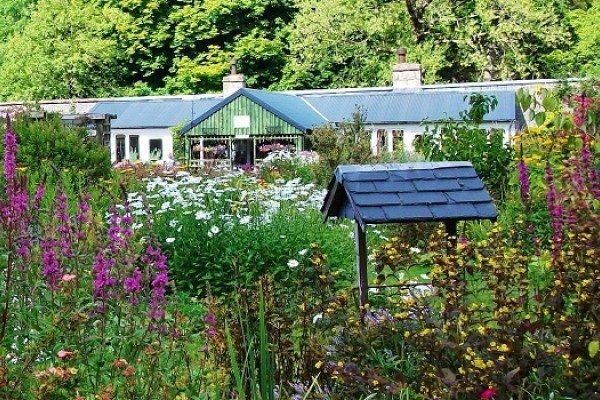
[0, 0, 128, 100]
[142, 172, 356, 295]
[0, 0, 36, 41]
[1, 113, 112, 180]
[0, 0, 592, 97]
[206, 246, 340, 398]
[417, 93, 514, 201]
[308, 110, 374, 187]
[279, 0, 409, 89]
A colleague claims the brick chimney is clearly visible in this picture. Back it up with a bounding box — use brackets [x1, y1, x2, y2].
[222, 58, 246, 96]
[392, 48, 422, 90]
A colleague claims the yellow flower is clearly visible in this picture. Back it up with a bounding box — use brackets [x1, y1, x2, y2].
[315, 361, 323, 369]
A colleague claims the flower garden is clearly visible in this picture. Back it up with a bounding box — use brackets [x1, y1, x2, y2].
[0, 86, 599, 399]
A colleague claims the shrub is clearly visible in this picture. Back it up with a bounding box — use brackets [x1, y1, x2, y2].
[0, 112, 112, 181]
[307, 109, 374, 187]
[417, 93, 514, 202]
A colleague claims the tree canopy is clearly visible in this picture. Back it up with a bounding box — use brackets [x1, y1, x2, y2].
[0, 0, 594, 100]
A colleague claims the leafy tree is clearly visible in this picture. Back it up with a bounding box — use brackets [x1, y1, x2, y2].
[165, 0, 294, 93]
[0, 0, 129, 101]
[546, 1, 600, 78]
[279, 0, 410, 89]
[0, 0, 36, 40]
[407, 0, 573, 81]
[282, 0, 574, 88]
[98, 0, 177, 90]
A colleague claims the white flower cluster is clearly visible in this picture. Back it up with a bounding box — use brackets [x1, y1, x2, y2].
[121, 172, 328, 238]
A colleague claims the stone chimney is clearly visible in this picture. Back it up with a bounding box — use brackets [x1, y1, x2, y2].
[222, 58, 246, 96]
[392, 48, 422, 90]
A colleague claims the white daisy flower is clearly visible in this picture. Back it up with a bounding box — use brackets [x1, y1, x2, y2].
[287, 259, 299, 268]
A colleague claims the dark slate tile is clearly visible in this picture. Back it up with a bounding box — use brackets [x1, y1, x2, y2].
[344, 181, 377, 193]
[414, 179, 462, 192]
[458, 178, 485, 190]
[474, 202, 498, 218]
[382, 205, 434, 220]
[343, 171, 389, 182]
[373, 181, 417, 193]
[433, 167, 479, 179]
[358, 206, 388, 223]
[399, 192, 448, 205]
[446, 190, 493, 203]
[429, 203, 479, 219]
[389, 169, 436, 181]
[352, 193, 400, 206]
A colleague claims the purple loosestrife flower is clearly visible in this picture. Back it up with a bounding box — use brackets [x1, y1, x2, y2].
[3, 118, 17, 201]
[107, 206, 123, 253]
[41, 240, 61, 291]
[92, 251, 117, 300]
[573, 95, 591, 127]
[75, 193, 91, 239]
[1, 119, 18, 227]
[518, 159, 530, 205]
[581, 134, 600, 198]
[124, 268, 142, 305]
[143, 246, 169, 325]
[55, 187, 73, 258]
[33, 184, 45, 210]
[204, 310, 217, 337]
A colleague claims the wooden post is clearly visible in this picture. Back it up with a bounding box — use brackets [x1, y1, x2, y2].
[445, 220, 457, 247]
[355, 222, 368, 308]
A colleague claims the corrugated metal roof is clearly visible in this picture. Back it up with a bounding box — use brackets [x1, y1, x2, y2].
[90, 88, 517, 131]
[321, 162, 497, 229]
[302, 90, 516, 123]
[90, 98, 221, 129]
[179, 88, 328, 134]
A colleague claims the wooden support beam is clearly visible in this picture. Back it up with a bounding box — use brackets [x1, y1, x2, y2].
[445, 220, 457, 247]
[355, 222, 368, 308]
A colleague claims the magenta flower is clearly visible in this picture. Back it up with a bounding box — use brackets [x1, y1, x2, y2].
[124, 268, 143, 304]
[92, 251, 117, 300]
[41, 242, 61, 291]
[518, 159, 530, 205]
[480, 387, 497, 399]
[143, 246, 169, 325]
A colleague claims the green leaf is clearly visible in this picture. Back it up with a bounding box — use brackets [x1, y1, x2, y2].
[534, 112, 546, 126]
[542, 95, 559, 112]
[589, 340, 599, 358]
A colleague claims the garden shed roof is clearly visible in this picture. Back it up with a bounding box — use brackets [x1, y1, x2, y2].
[302, 90, 516, 124]
[180, 88, 328, 134]
[90, 98, 221, 129]
[321, 162, 498, 230]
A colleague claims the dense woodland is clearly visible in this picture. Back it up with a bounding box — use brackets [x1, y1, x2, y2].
[0, 0, 597, 101]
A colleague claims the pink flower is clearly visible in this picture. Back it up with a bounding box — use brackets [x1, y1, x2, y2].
[62, 274, 76, 282]
[57, 350, 74, 359]
[481, 387, 497, 399]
